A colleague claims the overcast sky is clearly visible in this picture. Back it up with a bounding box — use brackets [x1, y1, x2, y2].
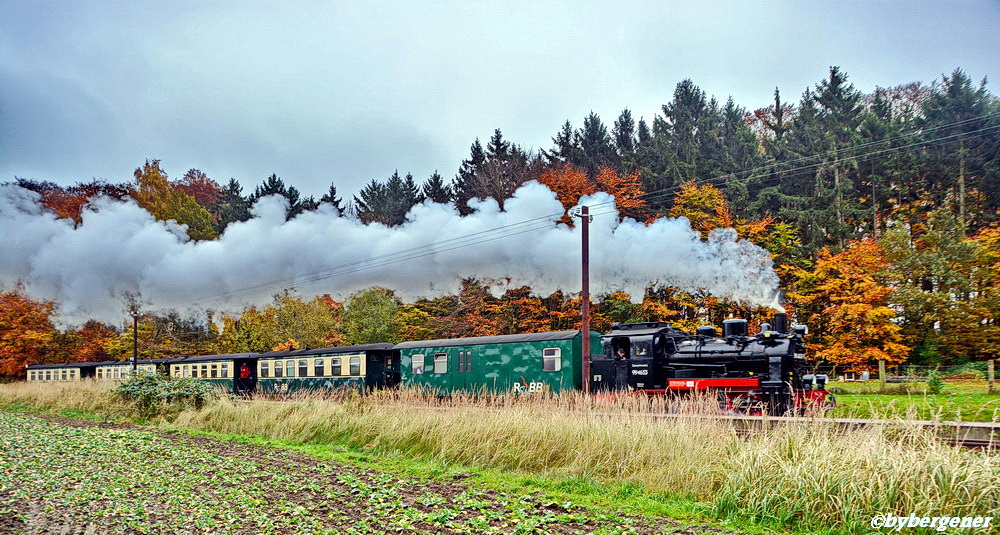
[2, 0, 998, 200]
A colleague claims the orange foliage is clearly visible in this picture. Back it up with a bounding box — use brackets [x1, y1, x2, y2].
[670, 180, 734, 238]
[41, 190, 90, 222]
[0, 291, 61, 376]
[594, 166, 648, 222]
[272, 338, 301, 351]
[458, 279, 502, 337]
[67, 321, 116, 362]
[536, 163, 597, 223]
[176, 169, 222, 210]
[497, 286, 549, 334]
[789, 239, 909, 371]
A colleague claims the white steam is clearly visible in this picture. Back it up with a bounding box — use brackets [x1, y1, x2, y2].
[0, 182, 780, 327]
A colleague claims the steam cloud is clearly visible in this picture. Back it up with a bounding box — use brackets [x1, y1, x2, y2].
[0, 182, 780, 327]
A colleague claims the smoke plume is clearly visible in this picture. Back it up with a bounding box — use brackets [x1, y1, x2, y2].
[0, 182, 780, 327]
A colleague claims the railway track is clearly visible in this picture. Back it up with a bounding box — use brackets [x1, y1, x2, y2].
[244, 396, 1000, 449]
[631, 412, 1000, 450]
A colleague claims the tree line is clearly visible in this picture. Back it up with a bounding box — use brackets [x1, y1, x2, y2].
[3, 66, 998, 374]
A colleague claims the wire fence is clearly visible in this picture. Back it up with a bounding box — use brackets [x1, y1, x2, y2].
[808, 361, 996, 382]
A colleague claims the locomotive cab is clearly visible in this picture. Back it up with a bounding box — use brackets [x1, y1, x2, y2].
[592, 322, 688, 392]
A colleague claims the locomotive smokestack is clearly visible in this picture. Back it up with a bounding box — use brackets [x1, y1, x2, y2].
[773, 313, 788, 334]
[723, 318, 748, 338]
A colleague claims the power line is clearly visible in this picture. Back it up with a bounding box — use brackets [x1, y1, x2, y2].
[184, 111, 1000, 308]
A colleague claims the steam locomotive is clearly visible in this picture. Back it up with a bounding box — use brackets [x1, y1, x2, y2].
[26, 313, 832, 415]
[591, 312, 832, 414]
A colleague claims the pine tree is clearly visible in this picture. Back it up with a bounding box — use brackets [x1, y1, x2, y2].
[453, 138, 486, 215]
[545, 120, 581, 165]
[211, 178, 251, 233]
[612, 109, 638, 173]
[354, 171, 423, 226]
[575, 112, 616, 177]
[248, 174, 302, 219]
[455, 129, 542, 212]
[921, 69, 1000, 231]
[319, 183, 345, 214]
[778, 67, 866, 255]
[422, 171, 452, 204]
[353, 178, 389, 226]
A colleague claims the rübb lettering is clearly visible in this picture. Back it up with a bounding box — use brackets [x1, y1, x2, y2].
[512, 381, 547, 394]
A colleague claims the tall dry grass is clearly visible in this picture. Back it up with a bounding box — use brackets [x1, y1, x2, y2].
[3, 381, 997, 533]
[0, 379, 126, 416]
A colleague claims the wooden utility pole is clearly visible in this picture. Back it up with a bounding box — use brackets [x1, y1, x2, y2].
[125, 292, 142, 374]
[575, 206, 592, 394]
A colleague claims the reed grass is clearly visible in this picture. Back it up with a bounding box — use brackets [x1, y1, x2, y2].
[2, 381, 997, 533]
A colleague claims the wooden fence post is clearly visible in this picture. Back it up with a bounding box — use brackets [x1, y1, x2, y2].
[989, 360, 995, 394]
[878, 360, 886, 393]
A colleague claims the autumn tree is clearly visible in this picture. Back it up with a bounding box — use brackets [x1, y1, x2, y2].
[669, 180, 735, 238]
[536, 163, 596, 222]
[271, 292, 343, 348]
[213, 293, 343, 353]
[343, 287, 401, 344]
[176, 169, 222, 211]
[789, 239, 908, 371]
[408, 295, 467, 339]
[132, 159, 219, 240]
[212, 306, 280, 354]
[594, 166, 648, 222]
[0, 291, 63, 376]
[597, 291, 643, 326]
[106, 310, 214, 360]
[456, 279, 502, 336]
[880, 210, 997, 363]
[496, 286, 549, 335]
[63, 320, 116, 362]
[16, 178, 131, 223]
[396, 303, 436, 341]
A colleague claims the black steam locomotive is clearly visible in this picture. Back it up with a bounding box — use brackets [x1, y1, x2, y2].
[590, 313, 832, 415]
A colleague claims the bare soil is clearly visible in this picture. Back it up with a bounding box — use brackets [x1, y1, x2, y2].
[1, 415, 734, 534]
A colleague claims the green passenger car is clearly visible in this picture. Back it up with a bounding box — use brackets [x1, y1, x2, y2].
[255, 344, 398, 394]
[395, 330, 602, 395]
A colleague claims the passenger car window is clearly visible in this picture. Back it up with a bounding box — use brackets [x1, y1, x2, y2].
[543, 348, 562, 372]
[349, 356, 361, 376]
[260, 362, 270, 378]
[314, 359, 325, 377]
[433, 353, 448, 374]
[330, 358, 342, 376]
[411, 354, 424, 375]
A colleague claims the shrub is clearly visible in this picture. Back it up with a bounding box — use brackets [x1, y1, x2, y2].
[926, 369, 945, 395]
[943, 363, 986, 380]
[114, 371, 221, 415]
